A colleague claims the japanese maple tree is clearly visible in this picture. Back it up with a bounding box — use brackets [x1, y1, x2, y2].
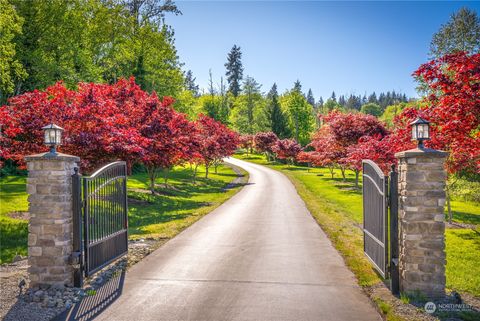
[253, 132, 279, 161]
[272, 139, 302, 165]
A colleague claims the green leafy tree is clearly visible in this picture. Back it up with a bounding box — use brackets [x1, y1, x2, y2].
[281, 88, 314, 145]
[430, 7, 480, 58]
[232, 76, 265, 134]
[265, 83, 290, 138]
[360, 103, 382, 117]
[225, 45, 244, 97]
[323, 98, 342, 114]
[0, 0, 26, 102]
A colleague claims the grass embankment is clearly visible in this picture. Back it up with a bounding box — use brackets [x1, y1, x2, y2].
[0, 163, 246, 264]
[235, 153, 480, 319]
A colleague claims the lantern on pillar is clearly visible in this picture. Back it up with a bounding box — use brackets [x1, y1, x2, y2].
[42, 123, 64, 156]
[410, 117, 430, 149]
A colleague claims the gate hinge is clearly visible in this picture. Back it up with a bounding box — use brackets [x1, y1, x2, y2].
[69, 251, 81, 265]
[391, 258, 399, 266]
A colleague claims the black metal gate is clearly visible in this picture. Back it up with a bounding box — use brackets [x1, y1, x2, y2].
[362, 160, 399, 294]
[72, 161, 128, 286]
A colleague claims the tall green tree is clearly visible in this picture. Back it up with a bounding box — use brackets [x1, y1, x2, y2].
[430, 7, 480, 58]
[0, 0, 26, 102]
[265, 83, 290, 138]
[293, 80, 302, 94]
[225, 45, 244, 97]
[10, 0, 183, 97]
[306, 89, 315, 107]
[232, 76, 264, 134]
[184, 70, 199, 96]
[281, 86, 314, 145]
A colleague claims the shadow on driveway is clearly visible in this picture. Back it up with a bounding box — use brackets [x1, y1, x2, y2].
[53, 270, 125, 321]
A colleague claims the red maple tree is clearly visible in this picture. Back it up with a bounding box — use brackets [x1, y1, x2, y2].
[272, 139, 302, 165]
[253, 132, 279, 161]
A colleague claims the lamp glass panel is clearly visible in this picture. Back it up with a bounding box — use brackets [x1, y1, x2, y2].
[417, 124, 426, 138]
[411, 126, 417, 139]
[55, 129, 62, 144]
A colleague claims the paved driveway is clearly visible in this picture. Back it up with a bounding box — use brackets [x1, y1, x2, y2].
[81, 157, 381, 321]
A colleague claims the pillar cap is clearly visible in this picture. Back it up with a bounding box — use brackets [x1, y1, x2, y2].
[395, 148, 448, 159]
[25, 152, 80, 162]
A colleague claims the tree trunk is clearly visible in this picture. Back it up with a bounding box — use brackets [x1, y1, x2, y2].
[192, 164, 199, 184]
[340, 167, 346, 181]
[147, 166, 157, 195]
[162, 168, 169, 187]
[205, 163, 209, 178]
[329, 167, 335, 179]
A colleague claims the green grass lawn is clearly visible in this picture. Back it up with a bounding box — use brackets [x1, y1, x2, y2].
[0, 163, 246, 264]
[0, 175, 29, 263]
[235, 153, 480, 298]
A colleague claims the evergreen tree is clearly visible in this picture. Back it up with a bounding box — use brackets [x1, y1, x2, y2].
[266, 83, 290, 138]
[184, 70, 199, 96]
[232, 76, 263, 134]
[430, 7, 480, 58]
[368, 92, 377, 104]
[224, 45, 244, 97]
[317, 96, 324, 109]
[338, 95, 346, 107]
[330, 91, 336, 102]
[306, 88, 315, 106]
[293, 80, 302, 94]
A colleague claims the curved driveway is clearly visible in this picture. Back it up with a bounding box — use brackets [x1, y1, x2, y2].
[92, 158, 381, 321]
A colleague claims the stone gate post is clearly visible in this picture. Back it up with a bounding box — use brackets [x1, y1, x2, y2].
[395, 148, 448, 299]
[25, 152, 79, 288]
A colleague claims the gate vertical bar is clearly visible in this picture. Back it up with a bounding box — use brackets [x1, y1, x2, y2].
[83, 178, 89, 276]
[123, 163, 128, 252]
[72, 168, 83, 287]
[389, 165, 400, 294]
[384, 174, 389, 278]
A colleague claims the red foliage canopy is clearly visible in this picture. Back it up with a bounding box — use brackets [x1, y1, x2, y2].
[253, 132, 279, 155]
[272, 139, 302, 162]
[390, 52, 480, 173]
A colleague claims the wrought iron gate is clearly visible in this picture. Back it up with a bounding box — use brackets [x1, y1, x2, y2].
[72, 161, 128, 286]
[362, 160, 399, 294]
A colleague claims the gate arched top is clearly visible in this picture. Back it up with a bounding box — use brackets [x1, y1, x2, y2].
[362, 159, 384, 177]
[362, 159, 386, 195]
[88, 161, 127, 179]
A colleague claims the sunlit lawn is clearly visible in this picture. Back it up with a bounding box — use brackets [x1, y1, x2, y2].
[0, 163, 246, 264]
[0, 176, 29, 264]
[126, 164, 246, 239]
[235, 153, 480, 298]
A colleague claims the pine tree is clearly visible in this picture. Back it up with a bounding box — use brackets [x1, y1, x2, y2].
[331, 91, 336, 102]
[184, 70, 199, 96]
[306, 89, 315, 106]
[224, 45, 244, 97]
[266, 83, 290, 138]
[293, 80, 302, 94]
[338, 95, 346, 107]
[430, 7, 480, 58]
[368, 92, 377, 104]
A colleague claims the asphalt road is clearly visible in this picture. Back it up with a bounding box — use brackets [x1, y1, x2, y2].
[85, 157, 381, 321]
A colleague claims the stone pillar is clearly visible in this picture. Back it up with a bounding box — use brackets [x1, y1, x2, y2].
[25, 152, 79, 288]
[395, 148, 448, 299]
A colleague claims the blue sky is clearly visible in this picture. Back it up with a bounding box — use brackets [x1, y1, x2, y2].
[169, 1, 480, 101]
